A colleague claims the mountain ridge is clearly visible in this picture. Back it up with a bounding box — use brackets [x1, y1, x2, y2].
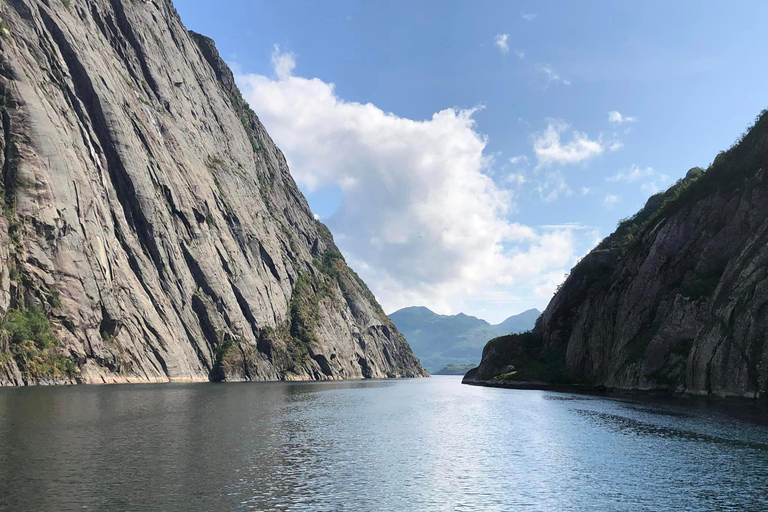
[389, 306, 539, 373]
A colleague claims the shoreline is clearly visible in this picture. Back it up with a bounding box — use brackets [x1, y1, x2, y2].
[462, 377, 768, 405]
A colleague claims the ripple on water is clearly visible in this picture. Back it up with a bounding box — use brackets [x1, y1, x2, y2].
[0, 378, 766, 512]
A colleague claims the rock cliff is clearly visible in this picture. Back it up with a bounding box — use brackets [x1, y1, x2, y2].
[0, 0, 425, 385]
[465, 110, 768, 400]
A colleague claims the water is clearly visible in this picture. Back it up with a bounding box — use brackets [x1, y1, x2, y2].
[0, 377, 767, 512]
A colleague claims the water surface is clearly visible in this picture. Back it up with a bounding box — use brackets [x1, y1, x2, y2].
[1, 376, 767, 511]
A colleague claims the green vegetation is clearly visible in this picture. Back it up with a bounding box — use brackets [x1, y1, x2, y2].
[1, 307, 79, 380]
[597, 109, 768, 258]
[313, 239, 384, 313]
[481, 330, 568, 384]
[0, 19, 10, 41]
[209, 332, 242, 381]
[3, 307, 57, 348]
[205, 213, 216, 229]
[3, 138, 19, 220]
[314, 220, 333, 242]
[290, 272, 320, 346]
[596, 167, 706, 255]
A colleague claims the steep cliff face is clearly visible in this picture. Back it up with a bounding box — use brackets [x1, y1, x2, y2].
[0, 0, 425, 385]
[466, 111, 768, 400]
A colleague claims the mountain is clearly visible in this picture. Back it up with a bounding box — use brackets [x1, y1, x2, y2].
[389, 306, 539, 372]
[0, 0, 425, 385]
[465, 110, 768, 400]
[433, 363, 476, 375]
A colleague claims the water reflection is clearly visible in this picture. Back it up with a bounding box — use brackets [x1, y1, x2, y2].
[0, 378, 767, 511]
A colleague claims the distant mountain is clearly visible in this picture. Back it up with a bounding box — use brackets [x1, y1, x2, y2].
[389, 307, 539, 373]
[434, 364, 477, 375]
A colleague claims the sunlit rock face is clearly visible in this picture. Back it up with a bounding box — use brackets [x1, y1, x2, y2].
[0, 0, 425, 385]
[467, 117, 768, 400]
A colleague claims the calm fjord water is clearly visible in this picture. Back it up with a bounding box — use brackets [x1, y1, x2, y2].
[0, 377, 767, 512]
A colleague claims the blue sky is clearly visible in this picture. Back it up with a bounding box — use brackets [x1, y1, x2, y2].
[176, 0, 768, 322]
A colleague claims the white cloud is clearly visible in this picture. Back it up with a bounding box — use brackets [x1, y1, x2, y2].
[536, 171, 572, 202]
[532, 120, 604, 167]
[270, 45, 296, 80]
[607, 164, 654, 182]
[506, 173, 526, 186]
[608, 111, 637, 124]
[603, 194, 621, 209]
[494, 34, 510, 54]
[608, 140, 623, 151]
[509, 155, 528, 165]
[514, 49, 526, 60]
[235, 47, 586, 317]
[535, 64, 571, 87]
[581, 186, 592, 195]
[522, 12, 537, 21]
[539, 223, 592, 230]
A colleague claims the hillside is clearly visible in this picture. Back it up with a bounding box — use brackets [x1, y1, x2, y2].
[465, 110, 768, 400]
[0, 0, 425, 385]
[389, 306, 539, 372]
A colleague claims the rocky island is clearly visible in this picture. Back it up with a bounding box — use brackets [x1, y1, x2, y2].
[0, 0, 425, 385]
[465, 112, 768, 401]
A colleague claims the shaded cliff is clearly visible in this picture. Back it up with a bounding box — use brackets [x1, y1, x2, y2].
[0, 0, 425, 385]
[466, 110, 768, 400]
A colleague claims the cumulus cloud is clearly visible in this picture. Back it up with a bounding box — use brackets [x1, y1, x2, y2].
[494, 34, 510, 54]
[535, 64, 570, 87]
[235, 48, 586, 316]
[270, 45, 296, 80]
[607, 164, 654, 182]
[522, 12, 537, 21]
[532, 120, 604, 167]
[603, 194, 621, 209]
[608, 111, 637, 124]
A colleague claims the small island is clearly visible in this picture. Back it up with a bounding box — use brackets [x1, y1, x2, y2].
[434, 364, 477, 375]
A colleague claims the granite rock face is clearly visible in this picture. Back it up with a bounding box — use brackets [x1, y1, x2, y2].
[467, 112, 768, 400]
[0, 0, 425, 385]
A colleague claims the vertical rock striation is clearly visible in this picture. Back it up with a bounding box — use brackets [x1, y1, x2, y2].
[466, 111, 768, 400]
[0, 0, 425, 385]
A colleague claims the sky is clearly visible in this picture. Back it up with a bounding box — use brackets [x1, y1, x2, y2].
[176, 0, 768, 323]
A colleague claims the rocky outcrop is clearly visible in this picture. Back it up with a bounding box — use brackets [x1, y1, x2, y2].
[465, 111, 768, 400]
[0, 0, 425, 385]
